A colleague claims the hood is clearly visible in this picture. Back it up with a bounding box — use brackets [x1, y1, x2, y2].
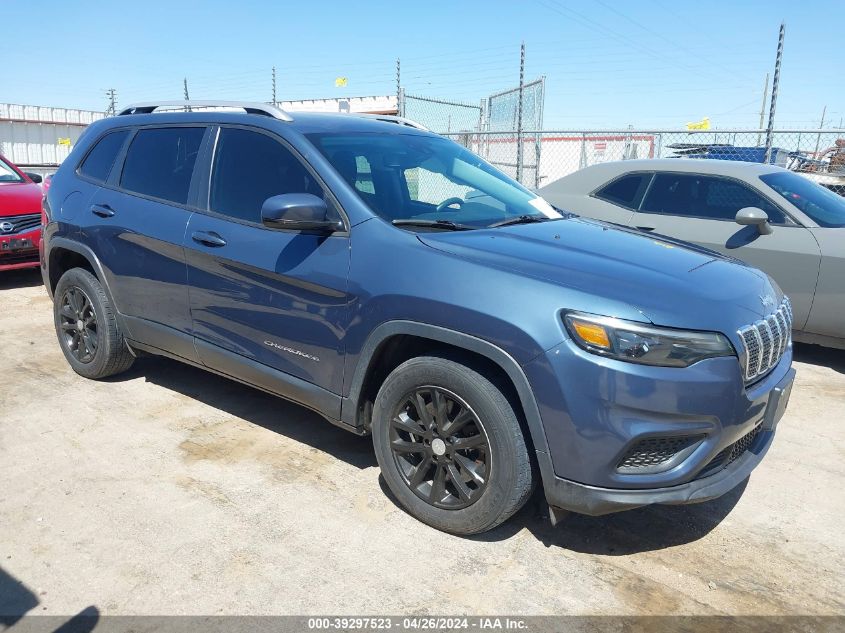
[418, 217, 779, 332]
[0, 181, 43, 217]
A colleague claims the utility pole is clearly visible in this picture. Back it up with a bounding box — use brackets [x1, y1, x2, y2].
[764, 23, 785, 164]
[396, 58, 401, 117]
[756, 73, 769, 146]
[814, 105, 827, 158]
[105, 88, 117, 116]
[272, 66, 277, 105]
[183, 77, 191, 111]
[516, 41, 525, 184]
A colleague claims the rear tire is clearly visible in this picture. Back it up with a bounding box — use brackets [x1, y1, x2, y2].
[53, 268, 134, 379]
[372, 355, 535, 535]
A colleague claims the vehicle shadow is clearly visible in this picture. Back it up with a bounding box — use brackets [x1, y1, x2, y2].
[121, 356, 377, 470]
[117, 354, 746, 552]
[0, 565, 39, 627]
[0, 268, 43, 291]
[378, 475, 747, 555]
[0, 566, 99, 632]
[793, 342, 845, 374]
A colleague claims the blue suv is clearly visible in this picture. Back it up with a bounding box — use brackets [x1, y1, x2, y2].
[41, 101, 795, 534]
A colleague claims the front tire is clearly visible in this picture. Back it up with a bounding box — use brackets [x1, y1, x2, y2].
[53, 268, 134, 379]
[372, 355, 535, 535]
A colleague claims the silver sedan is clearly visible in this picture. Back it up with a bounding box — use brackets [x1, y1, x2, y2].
[539, 159, 845, 349]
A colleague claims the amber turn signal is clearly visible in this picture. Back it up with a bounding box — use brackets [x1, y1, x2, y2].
[569, 319, 611, 349]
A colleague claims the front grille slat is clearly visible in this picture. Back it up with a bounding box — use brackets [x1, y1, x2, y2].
[0, 213, 41, 236]
[768, 315, 783, 360]
[738, 297, 791, 384]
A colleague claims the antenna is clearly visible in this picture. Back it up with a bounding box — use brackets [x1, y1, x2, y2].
[272, 66, 277, 105]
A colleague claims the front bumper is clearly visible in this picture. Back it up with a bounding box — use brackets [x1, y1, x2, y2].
[0, 227, 41, 271]
[524, 336, 794, 515]
[540, 368, 793, 515]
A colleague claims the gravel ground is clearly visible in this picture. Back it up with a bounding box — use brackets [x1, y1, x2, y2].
[1, 268, 843, 617]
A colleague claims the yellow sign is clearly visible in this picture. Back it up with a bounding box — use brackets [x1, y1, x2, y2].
[334, 77, 348, 88]
[58, 137, 71, 146]
[686, 117, 710, 130]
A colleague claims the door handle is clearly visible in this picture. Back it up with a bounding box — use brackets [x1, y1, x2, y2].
[91, 204, 115, 218]
[635, 225, 655, 231]
[191, 231, 227, 247]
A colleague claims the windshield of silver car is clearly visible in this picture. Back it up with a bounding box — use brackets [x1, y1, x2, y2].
[760, 171, 845, 228]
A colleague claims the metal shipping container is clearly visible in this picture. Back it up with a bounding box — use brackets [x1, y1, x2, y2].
[0, 104, 106, 174]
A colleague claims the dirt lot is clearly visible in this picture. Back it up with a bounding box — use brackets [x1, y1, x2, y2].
[1, 268, 843, 617]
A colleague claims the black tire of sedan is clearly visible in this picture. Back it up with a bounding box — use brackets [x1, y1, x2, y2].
[372, 355, 535, 535]
[53, 268, 135, 380]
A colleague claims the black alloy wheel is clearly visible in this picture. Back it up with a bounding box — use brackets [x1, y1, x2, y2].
[58, 286, 99, 363]
[389, 386, 491, 510]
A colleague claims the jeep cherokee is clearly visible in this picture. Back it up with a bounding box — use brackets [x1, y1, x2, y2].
[41, 101, 795, 534]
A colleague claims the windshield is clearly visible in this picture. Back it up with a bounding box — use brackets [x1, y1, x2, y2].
[306, 132, 560, 229]
[0, 157, 24, 183]
[760, 171, 845, 228]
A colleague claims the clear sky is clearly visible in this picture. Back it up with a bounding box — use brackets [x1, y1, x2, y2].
[3, 0, 841, 130]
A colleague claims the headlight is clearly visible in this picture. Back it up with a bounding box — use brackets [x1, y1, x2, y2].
[563, 312, 735, 367]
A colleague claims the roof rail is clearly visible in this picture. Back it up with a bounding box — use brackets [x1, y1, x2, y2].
[352, 113, 428, 131]
[117, 100, 294, 122]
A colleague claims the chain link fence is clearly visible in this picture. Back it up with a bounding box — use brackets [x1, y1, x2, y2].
[483, 78, 545, 187]
[444, 129, 845, 195]
[401, 93, 482, 134]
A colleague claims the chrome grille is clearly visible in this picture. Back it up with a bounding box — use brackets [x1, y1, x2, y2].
[738, 297, 792, 383]
[0, 213, 41, 235]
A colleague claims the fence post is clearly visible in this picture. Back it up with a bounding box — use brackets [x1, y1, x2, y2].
[579, 133, 587, 169]
[765, 23, 785, 163]
[516, 42, 525, 184]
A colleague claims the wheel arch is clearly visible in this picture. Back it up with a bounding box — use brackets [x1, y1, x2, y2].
[342, 321, 552, 459]
[47, 238, 108, 297]
[45, 239, 126, 339]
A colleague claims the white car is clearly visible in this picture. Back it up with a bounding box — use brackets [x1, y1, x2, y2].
[539, 159, 845, 349]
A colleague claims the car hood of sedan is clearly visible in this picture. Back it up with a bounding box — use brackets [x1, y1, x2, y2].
[0, 181, 44, 216]
[418, 217, 780, 332]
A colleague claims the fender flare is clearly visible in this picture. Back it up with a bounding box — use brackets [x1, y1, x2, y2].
[45, 237, 125, 328]
[341, 320, 552, 458]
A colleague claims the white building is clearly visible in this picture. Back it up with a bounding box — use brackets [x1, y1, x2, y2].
[0, 96, 398, 175]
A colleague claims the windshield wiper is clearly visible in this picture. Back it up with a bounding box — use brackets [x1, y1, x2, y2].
[391, 219, 476, 231]
[488, 214, 553, 228]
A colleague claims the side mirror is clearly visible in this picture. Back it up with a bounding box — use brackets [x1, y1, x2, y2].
[735, 207, 772, 235]
[24, 172, 43, 184]
[260, 194, 343, 233]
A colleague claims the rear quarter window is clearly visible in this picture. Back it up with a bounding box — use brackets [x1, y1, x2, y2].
[78, 130, 129, 182]
[594, 173, 651, 209]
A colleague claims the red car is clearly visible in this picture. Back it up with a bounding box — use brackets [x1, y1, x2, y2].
[0, 153, 43, 271]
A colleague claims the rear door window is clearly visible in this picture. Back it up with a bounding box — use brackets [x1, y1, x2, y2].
[120, 127, 205, 205]
[79, 130, 129, 182]
[594, 173, 651, 209]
